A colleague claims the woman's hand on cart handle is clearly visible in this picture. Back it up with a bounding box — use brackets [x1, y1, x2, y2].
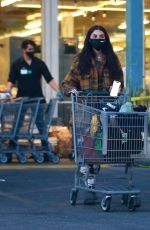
[69, 88, 80, 96]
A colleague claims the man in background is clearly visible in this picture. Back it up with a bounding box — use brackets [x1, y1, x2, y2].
[6, 39, 64, 163]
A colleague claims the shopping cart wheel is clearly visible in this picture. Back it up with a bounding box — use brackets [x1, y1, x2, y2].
[34, 155, 44, 164]
[49, 152, 60, 164]
[0, 154, 8, 164]
[70, 188, 78, 205]
[127, 195, 141, 212]
[121, 194, 129, 205]
[17, 153, 27, 164]
[101, 195, 112, 212]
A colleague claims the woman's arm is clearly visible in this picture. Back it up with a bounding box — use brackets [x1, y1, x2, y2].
[61, 57, 80, 96]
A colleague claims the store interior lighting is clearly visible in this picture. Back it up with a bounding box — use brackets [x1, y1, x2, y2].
[110, 0, 126, 6]
[15, 3, 41, 8]
[118, 17, 150, 30]
[0, 0, 149, 41]
[0, 0, 20, 7]
[24, 19, 41, 30]
[26, 13, 41, 21]
[0, 27, 41, 39]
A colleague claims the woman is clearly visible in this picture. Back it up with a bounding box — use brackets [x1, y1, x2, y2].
[62, 24, 124, 95]
[62, 25, 124, 204]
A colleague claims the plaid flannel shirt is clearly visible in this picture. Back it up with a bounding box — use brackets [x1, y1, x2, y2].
[62, 53, 124, 95]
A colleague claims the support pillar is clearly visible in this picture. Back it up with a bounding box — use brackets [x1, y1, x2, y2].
[41, 0, 59, 100]
[126, 0, 144, 96]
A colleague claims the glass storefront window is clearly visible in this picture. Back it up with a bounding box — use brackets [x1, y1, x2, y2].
[58, 0, 126, 66]
[58, 0, 127, 88]
[0, 0, 42, 88]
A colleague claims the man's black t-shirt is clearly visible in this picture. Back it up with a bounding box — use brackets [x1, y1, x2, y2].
[8, 57, 53, 97]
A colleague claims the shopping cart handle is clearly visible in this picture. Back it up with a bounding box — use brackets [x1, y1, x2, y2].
[78, 91, 110, 96]
[78, 91, 126, 97]
[12, 97, 45, 103]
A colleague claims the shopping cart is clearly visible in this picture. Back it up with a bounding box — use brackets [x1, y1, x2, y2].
[0, 98, 24, 163]
[13, 97, 44, 164]
[13, 97, 59, 164]
[31, 97, 59, 164]
[0, 97, 59, 164]
[70, 92, 148, 212]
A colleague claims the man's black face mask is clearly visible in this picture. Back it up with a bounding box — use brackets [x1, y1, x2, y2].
[26, 51, 35, 59]
[89, 38, 106, 50]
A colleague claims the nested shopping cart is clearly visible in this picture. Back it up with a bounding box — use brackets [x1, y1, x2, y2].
[13, 97, 59, 164]
[0, 98, 24, 163]
[70, 92, 148, 212]
[0, 97, 59, 164]
[12, 97, 44, 164]
[31, 97, 59, 164]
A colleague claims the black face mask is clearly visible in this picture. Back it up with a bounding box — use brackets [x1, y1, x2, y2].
[89, 39, 106, 50]
[26, 51, 35, 59]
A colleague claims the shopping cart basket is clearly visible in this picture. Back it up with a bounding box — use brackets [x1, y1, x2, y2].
[70, 92, 148, 212]
[0, 98, 24, 163]
[31, 98, 59, 164]
[13, 97, 44, 163]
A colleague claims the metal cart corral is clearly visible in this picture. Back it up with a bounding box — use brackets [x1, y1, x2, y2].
[70, 93, 148, 212]
[0, 97, 59, 164]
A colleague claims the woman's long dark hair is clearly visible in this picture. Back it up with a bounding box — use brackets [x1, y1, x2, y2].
[78, 25, 121, 78]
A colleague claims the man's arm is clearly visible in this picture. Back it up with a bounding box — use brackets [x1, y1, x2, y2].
[7, 81, 14, 91]
[48, 80, 64, 100]
[41, 61, 64, 100]
[48, 79, 60, 93]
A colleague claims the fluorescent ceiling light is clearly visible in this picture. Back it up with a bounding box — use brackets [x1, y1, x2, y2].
[58, 5, 79, 10]
[111, 0, 126, 6]
[1, 0, 20, 7]
[72, 10, 85, 17]
[26, 13, 41, 21]
[0, 27, 41, 39]
[24, 20, 41, 29]
[15, 4, 41, 8]
[14, 28, 41, 37]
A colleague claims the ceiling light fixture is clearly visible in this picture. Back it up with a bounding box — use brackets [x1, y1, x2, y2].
[102, 11, 107, 18]
[14, 28, 41, 37]
[24, 20, 41, 30]
[1, 0, 21, 7]
[26, 13, 41, 21]
[111, 0, 126, 6]
[0, 27, 41, 39]
[58, 5, 125, 12]
[14, 3, 41, 8]
[72, 10, 84, 17]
